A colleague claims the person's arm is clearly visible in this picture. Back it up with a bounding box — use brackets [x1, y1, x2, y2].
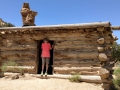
[49, 43, 54, 50]
[51, 45, 54, 50]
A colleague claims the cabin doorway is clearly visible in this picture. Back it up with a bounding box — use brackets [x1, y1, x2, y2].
[37, 40, 54, 75]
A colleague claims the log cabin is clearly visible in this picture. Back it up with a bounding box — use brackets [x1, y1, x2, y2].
[0, 22, 117, 89]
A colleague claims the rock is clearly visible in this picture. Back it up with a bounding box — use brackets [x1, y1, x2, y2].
[97, 38, 104, 44]
[99, 53, 108, 61]
[11, 74, 19, 80]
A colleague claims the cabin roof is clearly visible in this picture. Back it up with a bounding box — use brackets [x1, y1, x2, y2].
[0, 22, 111, 31]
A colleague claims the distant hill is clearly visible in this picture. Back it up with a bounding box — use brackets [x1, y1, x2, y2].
[0, 18, 15, 27]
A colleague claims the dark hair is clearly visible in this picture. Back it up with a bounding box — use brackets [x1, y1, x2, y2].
[43, 38, 49, 41]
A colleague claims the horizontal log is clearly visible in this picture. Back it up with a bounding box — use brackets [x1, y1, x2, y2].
[45, 33, 98, 37]
[54, 50, 98, 54]
[54, 67, 101, 71]
[1, 60, 36, 66]
[54, 59, 100, 64]
[4, 32, 98, 39]
[1, 53, 36, 60]
[53, 63, 101, 67]
[54, 46, 97, 51]
[1, 51, 36, 56]
[2, 39, 36, 45]
[0, 42, 37, 48]
[54, 70, 99, 75]
[56, 41, 98, 46]
[32, 74, 102, 83]
[54, 60, 101, 65]
[80, 71, 98, 75]
[54, 48, 98, 52]
[54, 56, 98, 60]
[0, 46, 37, 51]
[0, 22, 110, 30]
[111, 26, 120, 30]
[2, 34, 112, 43]
[54, 59, 99, 63]
[54, 52, 99, 59]
[4, 66, 35, 73]
[1, 56, 36, 61]
[49, 37, 97, 41]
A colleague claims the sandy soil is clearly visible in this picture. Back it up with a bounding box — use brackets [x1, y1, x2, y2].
[0, 74, 103, 90]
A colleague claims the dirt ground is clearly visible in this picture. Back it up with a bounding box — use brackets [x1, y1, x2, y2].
[0, 74, 103, 90]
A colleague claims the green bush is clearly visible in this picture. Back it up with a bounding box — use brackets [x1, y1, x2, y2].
[69, 73, 80, 82]
[113, 68, 120, 90]
[1, 60, 18, 72]
[0, 60, 24, 75]
[111, 42, 120, 63]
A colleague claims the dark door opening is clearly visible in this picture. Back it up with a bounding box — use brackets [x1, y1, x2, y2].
[37, 40, 54, 75]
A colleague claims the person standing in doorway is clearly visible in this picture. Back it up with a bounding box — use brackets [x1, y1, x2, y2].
[41, 38, 53, 77]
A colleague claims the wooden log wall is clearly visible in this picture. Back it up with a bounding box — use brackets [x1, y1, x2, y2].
[96, 27, 116, 90]
[0, 27, 114, 69]
[0, 25, 116, 89]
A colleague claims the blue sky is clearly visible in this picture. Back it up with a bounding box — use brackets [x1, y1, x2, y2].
[0, 0, 120, 43]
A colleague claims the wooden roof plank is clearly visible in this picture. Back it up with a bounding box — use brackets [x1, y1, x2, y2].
[0, 22, 111, 31]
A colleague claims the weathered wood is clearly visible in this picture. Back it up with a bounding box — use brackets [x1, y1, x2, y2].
[1, 51, 36, 55]
[54, 67, 100, 75]
[111, 26, 120, 30]
[1, 60, 36, 66]
[53, 63, 101, 67]
[80, 71, 98, 75]
[55, 47, 97, 51]
[99, 68, 110, 79]
[54, 61, 100, 66]
[32, 74, 102, 83]
[97, 47, 104, 52]
[54, 52, 99, 59]
[54, 57, 98, 60]
[54, 62, 101, 67]
[97, 27, 105, 32]
[55, 41, 98, 46]
[54, 67, 101, 71]
[3, 66, 35, 73]
[97, 38, 105, 44]
[0, 22, 110, 31]
[54, 59, 100, 64]
[54, 70, 98, 75]
[0, 46, 36, 51]
[98, 53, 108, 61]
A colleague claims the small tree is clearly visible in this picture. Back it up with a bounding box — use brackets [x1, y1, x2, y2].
[0, 18, 15, 27]
[113, 68, 120, 90]
[111, 42, 120, 64]
[112, 42, 120, 89]
[2, 22, 15, 27]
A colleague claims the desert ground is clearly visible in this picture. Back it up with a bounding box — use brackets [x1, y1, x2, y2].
[0, 74, 104, 90]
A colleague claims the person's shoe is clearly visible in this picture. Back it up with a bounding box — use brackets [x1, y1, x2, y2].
[45, 72, 47, 78]
[40, 71, 43, 78]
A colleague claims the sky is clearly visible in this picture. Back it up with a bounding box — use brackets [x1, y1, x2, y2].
[0, 0, 120, 43]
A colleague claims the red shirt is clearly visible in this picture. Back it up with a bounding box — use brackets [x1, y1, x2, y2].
[41, 43, 51, 57]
